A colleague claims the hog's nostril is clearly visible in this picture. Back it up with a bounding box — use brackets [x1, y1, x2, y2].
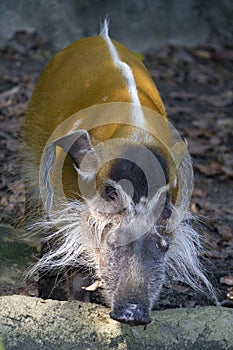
[110, 303, 152, 326]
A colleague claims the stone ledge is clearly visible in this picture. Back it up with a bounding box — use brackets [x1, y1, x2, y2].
[0, 295, 233, 350]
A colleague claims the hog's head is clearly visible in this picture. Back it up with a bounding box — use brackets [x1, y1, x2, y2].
[36, 105, 214, 326]
[77, 140, 173, 326]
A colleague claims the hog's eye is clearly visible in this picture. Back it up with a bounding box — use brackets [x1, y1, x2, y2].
[157, 237, 169, 252]
[101, 184, 118, 201]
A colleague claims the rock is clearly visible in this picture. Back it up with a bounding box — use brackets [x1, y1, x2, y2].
[0, 1, 232, 51]
[0, 295, 232, 350]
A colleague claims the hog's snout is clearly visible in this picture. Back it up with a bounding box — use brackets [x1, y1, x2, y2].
[109, 302, 151, 326]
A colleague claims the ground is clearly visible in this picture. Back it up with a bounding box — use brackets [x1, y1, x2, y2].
[0, 32, 232, 309]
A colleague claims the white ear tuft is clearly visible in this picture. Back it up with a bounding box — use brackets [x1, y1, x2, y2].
[40, 143, 56, 216]
[76, 149, 99, 181]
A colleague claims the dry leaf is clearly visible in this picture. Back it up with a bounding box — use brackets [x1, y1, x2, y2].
[220, 276, 233, 286]
[191, 49, 211, 60]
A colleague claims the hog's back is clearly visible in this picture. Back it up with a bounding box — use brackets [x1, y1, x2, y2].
[24, 35, 169, 200]
[24, 35, 166, 155]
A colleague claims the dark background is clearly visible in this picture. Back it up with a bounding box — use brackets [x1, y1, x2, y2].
[0, 0, 233, 50]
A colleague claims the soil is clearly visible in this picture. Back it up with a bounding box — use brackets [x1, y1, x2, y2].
[0, 31, 232, 309]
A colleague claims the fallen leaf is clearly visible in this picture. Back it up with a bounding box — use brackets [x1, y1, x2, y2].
[212, 49, 233, 62]
[0, 86, 20, 106]
[191, 202, 199, 215]
[192, 188, 207, 198]
[185, 128, 211, 139]
[220, 276, 233, 286]
[169, 91, 197, 100]
[184, 300, 197, 307]
[209, 135, 221, 146]
[221, 157, 233, 177]
[195, 162, 222, 176]
[191, 49, 211, 60]
[200, 90, 233, 107]
[216, 118, 233, 128]
[189, 140, 213, 155]
[7, 102, 27, 118]
[203, 250, 230, 259]
[216, 225, 233, 241]
[172, 284, 190, 293]
[227, 287, 233, 300]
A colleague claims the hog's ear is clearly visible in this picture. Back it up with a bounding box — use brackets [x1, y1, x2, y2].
[54, 130, 99, 180]
[40, 130, 99, 216]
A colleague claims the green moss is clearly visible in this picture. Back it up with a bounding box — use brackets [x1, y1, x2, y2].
[0, 339, 5, 350]
[0, 225, 38, 268]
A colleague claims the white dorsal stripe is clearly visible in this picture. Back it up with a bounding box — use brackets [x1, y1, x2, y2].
[100, 19, 144, 126]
